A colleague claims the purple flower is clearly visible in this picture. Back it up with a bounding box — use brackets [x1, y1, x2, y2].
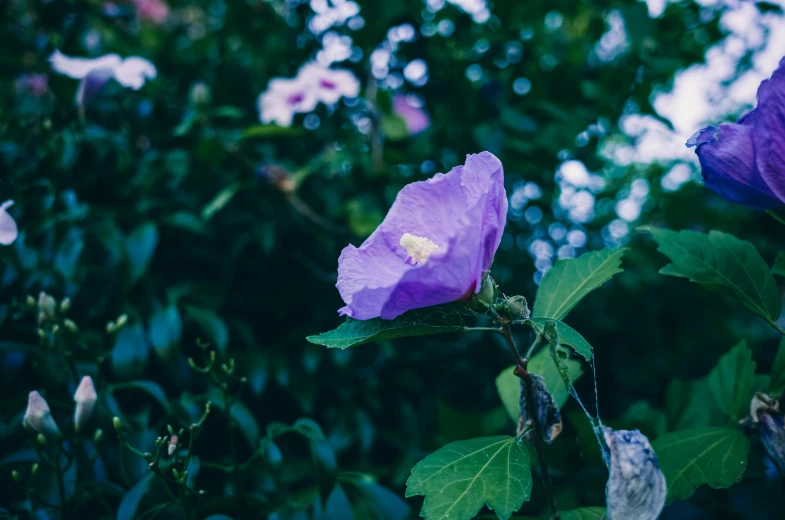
[393, 95, 430, 135]
[0, 200, 18, 246]
[336, 152, 507, 320]
[24, 391, 60, 436]
[73, 376, 97, 432]
[686, 57, 785, 209]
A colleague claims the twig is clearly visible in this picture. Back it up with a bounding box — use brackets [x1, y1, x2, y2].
[499, 324, 560, 520]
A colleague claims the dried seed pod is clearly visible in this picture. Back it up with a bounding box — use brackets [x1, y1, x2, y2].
[601, 427, 666, 520]
[517, 373, 562, 443]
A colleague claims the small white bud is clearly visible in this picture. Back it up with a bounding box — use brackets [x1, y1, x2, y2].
[24, 391, 60, 436]
[168, 434, 178, 456]
[37, 292, 57, 322]
[73, 376, 97, 432]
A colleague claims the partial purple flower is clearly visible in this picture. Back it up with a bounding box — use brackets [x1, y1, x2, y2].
[132, 0, 169, 24]
[49, 50, 157, 106]
[73, 376, 97, 432]
[336, 152, 507, 320]
[0, 201, 18, 246]
[24, 391, 60, 436]
[750, 392, 785, 476]
[296, 63, 360, 105]
[394, 95, 430, 135]
[686, 57, 785, 209]
[601, 427, 666, 520]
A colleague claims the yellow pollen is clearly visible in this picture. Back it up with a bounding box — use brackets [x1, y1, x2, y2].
[400, 233, 440, 264]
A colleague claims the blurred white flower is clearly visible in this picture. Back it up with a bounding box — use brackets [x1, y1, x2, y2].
[297, 62, 360, 104]
[258, 77, 319, 127]
[49, 50, 157, 106]
[24, 391, 60, 436]
[0, 200, 18, 246]
[258, 62, 360, 127]
[73, 376, 97, 432]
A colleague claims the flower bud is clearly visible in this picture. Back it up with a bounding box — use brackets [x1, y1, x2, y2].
[94, 428, 104, 444]
[469, 274, 496, 313]
[116, 314, 128, 329]
[73, 376, 97, 432]
[600, 427, 666, 520]
[172, 467, 181, 481]
[168, 434, 178, 456]
[113, 416, 123, 432]
[189, 82, 212, 107]
[26, 295, 36, 308]
[11, 470, 21, 483]
[106, 321, 117, 334]
[518, 373, 562, 443]
[64, 319, 79, 333]
[750, 392, 779, 423]
[60, 297, 71, 313]
[37, 433, 47, 446]
[501, 295, 530, 320]
[24, 391, 60, 437]
[37, 292, 56, 323]
[31, 463, 39, 476]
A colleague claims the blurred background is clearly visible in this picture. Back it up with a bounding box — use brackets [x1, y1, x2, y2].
[2, 0, 785, 518]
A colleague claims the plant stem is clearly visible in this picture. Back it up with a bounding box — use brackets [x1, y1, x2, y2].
[768, 319, 785, 337]
[53, 447, 67, 514]
[499, 324, 560, 520]
[766, 209, 785, 227]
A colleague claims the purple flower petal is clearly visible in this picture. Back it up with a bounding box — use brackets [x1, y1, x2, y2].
[0, 200, 18, 246]
[336, 152, 507, 320]
[687, 57, 785, 209]
[393, 95, 430, 135]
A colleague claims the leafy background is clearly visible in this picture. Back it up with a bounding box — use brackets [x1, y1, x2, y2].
[2, 0, 785, 518]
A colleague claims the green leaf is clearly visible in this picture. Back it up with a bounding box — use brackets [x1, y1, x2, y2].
[241, 124, 303, 139]
[653, 427, 750, 504]
[381, 114, 409, 141]
[623, 400, 667, 437]
[149, 304, 182, 359]
[642, 227, 780, 323]
[525, 317, 593, 361]
[340, 474, 411, 520]
[772, 252, 785, 278]
[201, 182, 241, 221]
[117, 474, 153, 520]
[111, 381, 172, 414]
[665, 377, 722, 430]
[533, 248, 627, 320]
[560, 507, 606, 520]
[406, 436, 532, 520]
[707, 340, 756, 422]
[307, 305, 470, 349]
[111, 324, 150, 381]
[125, 222, 159, 287]
[770, 337, 785, 396]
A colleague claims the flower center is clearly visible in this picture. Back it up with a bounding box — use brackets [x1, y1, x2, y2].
[400, 233, 440, 265]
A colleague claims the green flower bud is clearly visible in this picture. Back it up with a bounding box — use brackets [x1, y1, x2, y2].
[51, 324, 60, 336]
[112, 417, 123, 432]
[26, 295, 36, 308]
[37, 292, 56, 322]
[106, 321, 117, 335]
[36, 433, 47, 446]
[93, 428, 104, 444]
[37, 328, 46, 340]
[31, 463, 39, 476]
[115, 314, 128, 329]
[189, 82, 212, 107]
[469, 274, 496, 312]
[11, 470, 21, 483]
[172, 467, 181, 481]
[501, 295, 530, 319]
[167, 424, 174, 435]
[60, 297, 71, 313]
[63, 319, 79, 333]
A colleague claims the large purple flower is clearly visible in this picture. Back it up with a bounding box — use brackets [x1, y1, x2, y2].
[337, 152, 507, 320]
[687, 57, 785, 209]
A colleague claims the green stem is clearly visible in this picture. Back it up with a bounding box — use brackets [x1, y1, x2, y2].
[461, 326, 503, 334]
[53, 448, 67, 513]
[768, 319, 785, 337]
[766, 210, 785, 227]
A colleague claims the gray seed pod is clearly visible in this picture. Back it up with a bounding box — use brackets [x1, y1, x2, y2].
[601, 427, 666, 520]
[517, 373, 562, 443]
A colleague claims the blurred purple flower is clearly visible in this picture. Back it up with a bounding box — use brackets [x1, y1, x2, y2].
[687, 57, 785, 209]
[0, 201, 18, 246]
[336, 152, 507, 320]
[258, 62, 359, 127]
[24, 391, 59, 436]
[49, 50, 157, 106]
[601, 427, 666, 520]
[393, 95, 430, 135]
[15, 74, 48, 96]
[132, 0, 169, 24]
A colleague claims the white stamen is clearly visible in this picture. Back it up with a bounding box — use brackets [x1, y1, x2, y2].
[400, 233, 440, 264]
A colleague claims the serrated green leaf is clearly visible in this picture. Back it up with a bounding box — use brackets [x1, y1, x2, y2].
[653, 427, 750, 504]
[665, 377, 722, 430]
[533, 248, 626, 320]
[406, 436, 532, 520]
[496, 349, 584, 423]
[770, 337, 785, 396]
[642, 227, 780, 323]
[707, 340, 756, 422]
[525, 317, 593, 361]
[307, 305, 470, 349]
